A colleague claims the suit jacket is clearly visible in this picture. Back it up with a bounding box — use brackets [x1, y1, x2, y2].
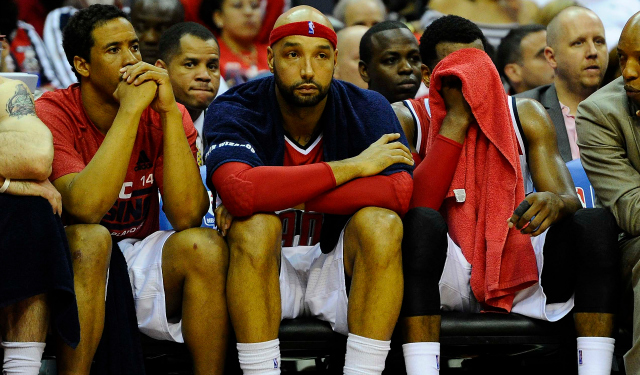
[576, 77, 640, 236]
[515, 84, 573, 162]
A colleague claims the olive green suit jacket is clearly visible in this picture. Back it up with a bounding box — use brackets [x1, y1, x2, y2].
[577, 77, 640, 236]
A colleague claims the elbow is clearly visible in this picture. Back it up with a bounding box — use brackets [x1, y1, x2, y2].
[26, 148, 54, 180]
[217, 183, 254, 218]
[392, 172, 413, 215]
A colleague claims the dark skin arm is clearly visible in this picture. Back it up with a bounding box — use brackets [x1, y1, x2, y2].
[508, 98, 581, 236]
[392, 103, 418, 153]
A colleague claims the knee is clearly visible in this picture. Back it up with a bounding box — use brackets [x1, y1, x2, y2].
[350, 207, 403, 263]
[169, 227, 229, 274]
[65, 224, 112, 274]
[574, 209, 619, 266]
[227, 213, 281, 261]
[402, 207, 448, 274]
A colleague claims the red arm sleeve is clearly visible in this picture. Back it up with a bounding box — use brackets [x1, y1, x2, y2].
[211, 161, 336, 217]
[410, 134, 463, 210]
[306, 171, 413, 215]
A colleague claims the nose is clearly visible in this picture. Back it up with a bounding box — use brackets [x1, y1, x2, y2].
[623, 58, 639, 83]
[195, 65, 212, 81]
[141, 27, 160, 44]
[243, 3, 255, 15]
[123, 46, 139, 66]
[586, 40, 599, 59]
[300, 57, 315, 81]
[398, 58, 412, 75]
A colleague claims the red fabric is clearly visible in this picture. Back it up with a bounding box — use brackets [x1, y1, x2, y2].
[217, 38, 270, 85]
[212, 162, 336, 217]
[256, 0, 287, 44]
[35, 84, 198, 239]
[410, 134, 463, 210]
[180, 0, 204, 24]
[212, 135, 412, 217]
[17, 0, 46, 36]
[428, 48, 538, 312]
[269, 21, 337, 49]
[307, 172, 413, 215]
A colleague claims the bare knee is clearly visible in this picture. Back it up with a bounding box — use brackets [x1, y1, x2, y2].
[227, 213, 282, 264]
[348, 207, 403, 265]
[65, 224, 112, 275]
[166, 227, 229, 274]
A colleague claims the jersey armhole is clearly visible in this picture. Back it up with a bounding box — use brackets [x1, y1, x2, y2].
[403, 100, 422, 151]
[511, 96, 529, 156]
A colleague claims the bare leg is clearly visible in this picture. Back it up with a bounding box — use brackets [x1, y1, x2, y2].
[162, 227, 230, 375]
[575, 313, 615, 337]
[0, 294, 49, 343]
[225, 214, 282, 343]
[343, 207, 404, 340]
[402, 316, 440, 343]
[57, 224, 112, 375]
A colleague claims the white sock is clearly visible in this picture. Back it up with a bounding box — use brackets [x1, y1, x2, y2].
[403, 342, 440, 375]
[1, 341, 45, 375]
[237, 338, 281, 374]
[343, 333, 391, 375]
[577, 337, 615, 375]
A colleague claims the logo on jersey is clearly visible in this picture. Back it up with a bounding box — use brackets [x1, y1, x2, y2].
[308, 21, 315, 34]
[578, 349, 583, 365]
[135, 150, 152, 171]
[273, 358, 279, 368]
[436, 355, 440, 370]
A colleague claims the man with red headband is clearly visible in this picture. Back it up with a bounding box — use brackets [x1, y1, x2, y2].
[204, 6, 414, 375]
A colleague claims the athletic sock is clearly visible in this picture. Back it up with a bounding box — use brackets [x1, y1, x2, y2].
[577, 337, 615, 375]
[402, 342, 440, 375]
[237, 338, 281, 374]
[343, 333, 391, 375]
[1, 341, 45, 375]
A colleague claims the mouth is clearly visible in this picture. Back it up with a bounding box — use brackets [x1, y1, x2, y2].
[295, 84, 319, 93]
[625, 85, 640, 94]
[190, 87, 214, 92]
[397, 80, 419, 90]
[584, 65, 601, 72]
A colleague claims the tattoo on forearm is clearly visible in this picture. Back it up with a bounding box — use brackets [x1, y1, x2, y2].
[6, 85, 36, 119]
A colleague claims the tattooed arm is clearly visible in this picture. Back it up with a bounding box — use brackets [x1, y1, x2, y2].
[0, 78, 54, 180]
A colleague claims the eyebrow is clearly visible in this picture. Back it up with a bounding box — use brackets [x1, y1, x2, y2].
[103, 38, 139, 49]
[282, 41, 332, 51]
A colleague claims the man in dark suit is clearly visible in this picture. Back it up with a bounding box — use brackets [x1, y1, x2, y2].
[516, 6, 608, 162]
[577, 11, 640, 375]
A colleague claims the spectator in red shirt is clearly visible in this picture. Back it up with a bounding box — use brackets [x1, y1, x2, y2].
[199, 0, 270, 87]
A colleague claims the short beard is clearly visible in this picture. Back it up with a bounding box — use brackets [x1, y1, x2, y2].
[274, 67, 331, 108]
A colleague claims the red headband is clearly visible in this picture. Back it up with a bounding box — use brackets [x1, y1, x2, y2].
[269, 21, 337, 49]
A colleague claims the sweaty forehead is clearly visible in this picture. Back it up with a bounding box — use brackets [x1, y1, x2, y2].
[93, 17, 137, 45]
[273, 6, 333, 29]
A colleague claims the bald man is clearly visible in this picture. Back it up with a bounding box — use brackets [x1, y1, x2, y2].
[130, 0, 185, 64]
[205, 6, 413, 375]
[335, 26, 369, 89]
[577, 11, 640, 375]
[516, 6, 608, 162]
[333, 0, 386, 27]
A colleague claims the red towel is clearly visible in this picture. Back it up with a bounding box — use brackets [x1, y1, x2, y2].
[428, 48, 538, 312]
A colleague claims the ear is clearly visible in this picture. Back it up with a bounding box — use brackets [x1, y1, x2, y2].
[74, 55, 90, 79]
[213, 10, 223, 29]
[421, 63, 431, 88]
[333, 48, 338, 69]
[267, 46, 275, 73]
[155, 59, 167, 69]
[503, 63, 522, 86]
[358, 60, 370, 84]
[544, 46, 557, 69]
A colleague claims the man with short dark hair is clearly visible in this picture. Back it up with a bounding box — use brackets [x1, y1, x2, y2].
[577, 11, 640, 375]
[394, 14, 619, 375]
[516, 6, 608, 162]
[206, 6, 413, 375]
[358, 21, 422, 103]
[496, 24, 554, 94]
[156, 22, 221, 165]
[130, 0, 185, 64]
[35, 5, 230, 375]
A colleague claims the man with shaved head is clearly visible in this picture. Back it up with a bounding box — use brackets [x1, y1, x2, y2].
[516, 6, 608, 162]
[205, 6, 413, 374]
[335, 25, 369, 89]
[577, 11, 640, 375]
[333, 0, 387, 28]
[130, 0, 185, 64]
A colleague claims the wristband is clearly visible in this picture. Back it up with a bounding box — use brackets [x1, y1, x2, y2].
[0, 178, 10, 193]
